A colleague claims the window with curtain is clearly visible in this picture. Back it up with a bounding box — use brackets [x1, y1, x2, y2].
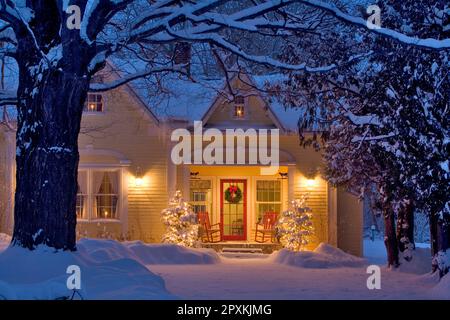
[94, 171, 119, 219]
[256, 180, 281, 223]
[76, 171, 87, 219]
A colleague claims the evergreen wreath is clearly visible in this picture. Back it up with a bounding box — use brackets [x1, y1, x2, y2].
[225, 185, 242, 203]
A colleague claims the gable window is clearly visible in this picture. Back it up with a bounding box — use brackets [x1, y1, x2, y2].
[255, 180, 281, 223]
[84, 93, 104, 112]
[76, 169, 121, 221]
[233, 96, 245, 119]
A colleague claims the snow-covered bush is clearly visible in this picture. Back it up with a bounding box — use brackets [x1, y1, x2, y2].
[161, 191, 199, 247]
[275, 195, 314, 251]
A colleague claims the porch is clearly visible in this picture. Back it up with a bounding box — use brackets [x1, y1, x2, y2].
[201, 241, 282, 254]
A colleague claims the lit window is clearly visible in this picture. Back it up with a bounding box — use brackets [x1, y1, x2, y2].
[256, 180, 281, 223]
[190, 179, 213, 222]
[84, 94, 103, 112]
[234, 96, 245, 118]
[94, 172, 119, 219]
[76, 169, 121, 221]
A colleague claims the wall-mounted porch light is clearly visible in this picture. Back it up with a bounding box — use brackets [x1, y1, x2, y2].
[278, 171, 288, 180]
[304, 168, 318, 188]
[135, 166, 144, 187]
[190, 171, 200, 180]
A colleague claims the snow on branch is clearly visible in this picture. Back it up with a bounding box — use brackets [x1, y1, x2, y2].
[343, 110, 381, 126]
[81, 0, 134, 45]
[351, 133, 397, 143]
[89, 65, 188, 92]
[166, 25, 372, 72]
[298, 0, 450, 50]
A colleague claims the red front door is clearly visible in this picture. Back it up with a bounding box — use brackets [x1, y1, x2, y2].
[220, 179, 247, 241]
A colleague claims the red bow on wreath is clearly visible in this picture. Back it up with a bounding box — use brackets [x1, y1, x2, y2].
[225, 185, 242, 203]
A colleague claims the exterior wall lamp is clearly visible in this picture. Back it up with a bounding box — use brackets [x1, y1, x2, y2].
[304, 168, 318, 188]
[135, 166, 144, 187]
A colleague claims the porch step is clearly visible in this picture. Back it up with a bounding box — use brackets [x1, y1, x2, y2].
[221, 247, 263, 254]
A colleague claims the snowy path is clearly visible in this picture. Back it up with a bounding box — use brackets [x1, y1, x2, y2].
[148, 256, 434, 300]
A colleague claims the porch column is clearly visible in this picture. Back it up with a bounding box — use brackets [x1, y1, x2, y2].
[287, 165, 295, 201]
[327, 184, 338, 247]
[182, 165, 190, 198]
[167, 141, 177, 197]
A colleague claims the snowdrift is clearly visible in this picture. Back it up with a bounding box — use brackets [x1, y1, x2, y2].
[430, 273, 450, 299]
[78, 238, 220, 265]
[396, 247, 433, 275]
[271, 243, 368, 268]
[0, 238, 219, 300]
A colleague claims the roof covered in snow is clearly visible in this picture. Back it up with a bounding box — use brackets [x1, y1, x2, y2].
[0, 52, 313, 133]
[129, 71, 312, 133]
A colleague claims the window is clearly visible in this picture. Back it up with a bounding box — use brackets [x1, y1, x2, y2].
[76, 169, 121, 221]
[233, 96, 245, 119]
[190, 179, 213, 222]
[94, 172, 119, 219]
[76, 171, 88, 219]
[256, 180, 281, 223]
[84, 93, 103, 112]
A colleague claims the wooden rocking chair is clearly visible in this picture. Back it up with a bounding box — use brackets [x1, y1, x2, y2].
[255, 212, 278, 243]
[198, 212, 222, 243]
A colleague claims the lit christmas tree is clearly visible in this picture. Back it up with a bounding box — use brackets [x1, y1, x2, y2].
[275, 195, 314, 251]
[161, 191, 199, 247]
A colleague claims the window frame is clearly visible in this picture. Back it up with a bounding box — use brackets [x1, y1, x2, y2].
[83, 93, 105, 114]
[94, 171, 120, 220]
[254, 178, 282, 223]
[76, 171, 88, 220]
[77, 168, 122, 222]
[189, 178, 214, 223]
[232, 95, 246, 120]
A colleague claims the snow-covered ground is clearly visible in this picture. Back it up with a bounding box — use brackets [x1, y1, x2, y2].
[364, 239, 432, 274]
[149, 243, 445, 300]
[0, 234, 448, 300]
[0, 236, 217, 300]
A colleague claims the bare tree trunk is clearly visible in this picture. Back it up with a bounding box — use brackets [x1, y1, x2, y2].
[384, 204, 399, 267]
[12, 55, 90, 250]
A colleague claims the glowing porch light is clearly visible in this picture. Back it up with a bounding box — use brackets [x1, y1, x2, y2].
[305, 177, 317, 188]
[303, 168, 319, 189]
[135, 166, 144, 187]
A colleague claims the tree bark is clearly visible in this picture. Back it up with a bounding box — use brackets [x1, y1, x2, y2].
[430, 212, 439, 257]
[384, 204, 399, 267]
[12, 59, 89, 250]
[432, 214, 450, 276]
[396, 201, 415, 260]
